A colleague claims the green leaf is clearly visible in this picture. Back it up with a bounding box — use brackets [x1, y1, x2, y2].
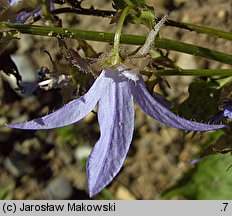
[127, 8, 155, 29]
[177, 80, 221, 121]
[163, 154, 232, 199]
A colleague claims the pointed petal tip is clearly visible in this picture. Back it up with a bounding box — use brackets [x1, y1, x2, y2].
[204, 123, 226, 131]
[86, 166, 107, 198]
[87, 176, 111, 198]
[86, 72, 134, 199]
[5, 123, 19, 129]
[190, 158, 203, 165]
[6, 121, 40, 130]
[87, 172, 105, 198]
[88, 187, 100, 198]
[6, 71, 108, 131]
[131, 78, 227, 132]
[6, 123, 33, 130]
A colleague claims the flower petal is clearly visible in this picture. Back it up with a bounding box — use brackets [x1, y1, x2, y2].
[209, 111, 224, 123]
[6, 1, 55, 23]
[8, 0, 18, 5]
[131, 76, 225, 131]
[223, 105, 232, 119]
[86, 69, 134, 197]
[7, 71, 107, 130]
[153, 92, 172, 109]
[19, 82, 39, 94]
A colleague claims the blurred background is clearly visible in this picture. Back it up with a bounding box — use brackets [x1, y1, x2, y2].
[0, 0, 232, 199]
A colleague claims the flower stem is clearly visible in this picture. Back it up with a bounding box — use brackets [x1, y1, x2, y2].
[38, 3, 232, 40]
[110, 6, 131, 65]
[49, 8, 232, 41]
[51, 7, 232, 40]
[164, 19, 232, 41]
[1, 22, 232, 66]
[143, 69, 232, 76]
[29, 2, 232, 42]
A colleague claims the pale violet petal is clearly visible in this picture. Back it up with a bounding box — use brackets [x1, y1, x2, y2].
[190, 158, 203, 164]
[86, 69, 134, 197]
[223, 105, 232, 119]
[130, 76, 225, 131]
[153, 92, 172, 109]
[8, 0, 19, 6]
[7, 71, 107, 130]
[8, 1, 54, 23]
[209, 112, 224, 123]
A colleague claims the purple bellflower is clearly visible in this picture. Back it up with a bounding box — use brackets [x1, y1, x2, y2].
[3, 0, 54, 23]
[7, 66, 225, 197]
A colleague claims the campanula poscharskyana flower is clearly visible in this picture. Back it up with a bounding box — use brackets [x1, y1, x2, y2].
[7, 65, 225, 197]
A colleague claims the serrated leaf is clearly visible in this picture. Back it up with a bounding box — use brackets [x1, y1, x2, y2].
[177, 80, 221, 122]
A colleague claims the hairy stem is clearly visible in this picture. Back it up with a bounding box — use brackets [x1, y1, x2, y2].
[144, 69, 232, 76]
[46, 8, 232, 41]
[164, 19, 232, 41]
[1, 22, 232, 65]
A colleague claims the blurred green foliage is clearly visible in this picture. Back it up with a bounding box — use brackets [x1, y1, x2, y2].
[163, 130, 232, 200]
[98, 189, 116, 200]
[54, 125, 79, 146]
[36, 125, 80, 147]
[163, 153, 232, 199]
[0, 184, 14, 200]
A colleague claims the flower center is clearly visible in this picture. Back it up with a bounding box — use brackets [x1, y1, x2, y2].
[117, 65, 139, 83]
